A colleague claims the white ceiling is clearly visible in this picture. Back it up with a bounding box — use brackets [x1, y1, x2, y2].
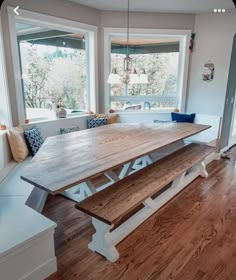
[69, 0, 235, 13]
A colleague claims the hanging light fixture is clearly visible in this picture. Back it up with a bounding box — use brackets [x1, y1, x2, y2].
[122, 0, 132, 84]
[107, 0, 149, 85]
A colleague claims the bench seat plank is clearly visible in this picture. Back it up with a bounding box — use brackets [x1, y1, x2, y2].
[76, 144, 214, 226]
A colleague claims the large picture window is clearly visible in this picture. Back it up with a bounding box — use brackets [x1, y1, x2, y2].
[17, 23, 88, 121]
[105, 29, 190, 113]
[110, 44, 179, 111]
[7, 8, 97, 124]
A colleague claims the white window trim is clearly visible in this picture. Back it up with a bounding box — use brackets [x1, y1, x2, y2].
[0, 15, 12, 127]
[104, 27, 191, 113]
[7, 7, 98, 124]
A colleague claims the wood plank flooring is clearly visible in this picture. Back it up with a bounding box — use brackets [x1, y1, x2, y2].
[45, 148, 236, 280]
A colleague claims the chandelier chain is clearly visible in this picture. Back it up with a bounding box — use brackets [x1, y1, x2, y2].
[126, 0, 130, 57]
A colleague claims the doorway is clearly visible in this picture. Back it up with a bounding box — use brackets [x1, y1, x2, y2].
[220, 34, 236, 150]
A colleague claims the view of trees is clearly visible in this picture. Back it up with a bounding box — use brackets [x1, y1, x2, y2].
[20, 39, 179, 117]
[20, 42, 87, 119]
[110, 52, 179, 110]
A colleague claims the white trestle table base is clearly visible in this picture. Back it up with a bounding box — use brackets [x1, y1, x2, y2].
[63, 155, 153, 203]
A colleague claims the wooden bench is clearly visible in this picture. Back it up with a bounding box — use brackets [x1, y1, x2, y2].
[76, 143, 214, 262]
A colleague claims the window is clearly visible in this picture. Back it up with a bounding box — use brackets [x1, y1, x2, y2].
[7, 8, 97, 124]
[110, 48, 179, 111]
[17, 23, 88, 121]
[105, 29, 190, 113]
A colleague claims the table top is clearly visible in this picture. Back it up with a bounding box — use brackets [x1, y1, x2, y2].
[21, 123, 210, 194]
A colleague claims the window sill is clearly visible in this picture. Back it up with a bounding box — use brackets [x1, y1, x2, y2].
[116, 110, 173, 115]
[22, 114, 93, 126]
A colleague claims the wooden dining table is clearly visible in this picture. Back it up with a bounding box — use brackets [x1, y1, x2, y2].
[21, 123, 210, 202]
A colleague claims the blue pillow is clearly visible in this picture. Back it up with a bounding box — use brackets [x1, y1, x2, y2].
[87, 117, 108, 129]
[171, 112, 196, 123]
[24, 127, 44, 156]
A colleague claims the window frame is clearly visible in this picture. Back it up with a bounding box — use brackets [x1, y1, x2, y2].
[7, 7, 98, 124]
[0, 15, 12, 127]
[104, 27, 191, 113]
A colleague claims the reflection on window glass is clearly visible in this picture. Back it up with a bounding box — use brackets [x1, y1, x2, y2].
[17, 23, 88, 120]
[110, 38, 180, 111]
[111, 100, 177, 111]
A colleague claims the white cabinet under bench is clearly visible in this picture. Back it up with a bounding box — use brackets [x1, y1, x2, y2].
[0, 197, 56, 280]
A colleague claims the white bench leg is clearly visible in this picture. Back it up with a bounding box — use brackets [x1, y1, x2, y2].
[200, 162, 208, 178]
[88, 218, 119, 262]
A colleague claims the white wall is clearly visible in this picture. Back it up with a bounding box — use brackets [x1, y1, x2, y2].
[101, 11, 195, 29]
[187, 11, 236, 117]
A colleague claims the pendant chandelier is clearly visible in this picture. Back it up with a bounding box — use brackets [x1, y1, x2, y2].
[107, 0, 149, 85]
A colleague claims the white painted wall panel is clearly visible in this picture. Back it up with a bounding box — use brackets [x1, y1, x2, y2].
[187, 12, 236, 117]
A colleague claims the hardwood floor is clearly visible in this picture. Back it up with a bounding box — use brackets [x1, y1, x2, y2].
[44, 149, 236, 280]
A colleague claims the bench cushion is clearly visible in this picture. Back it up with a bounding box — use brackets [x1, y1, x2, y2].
[0, 158, 33, 199]
[0, 196, 56, 258]
[76, 144, 214, 226]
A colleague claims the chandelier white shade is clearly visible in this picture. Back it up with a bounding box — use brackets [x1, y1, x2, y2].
[129, 69, 140, 84]
[107, 69, 121, 84]
[107, 68, 149, 85]
[139, 70, 149, 84]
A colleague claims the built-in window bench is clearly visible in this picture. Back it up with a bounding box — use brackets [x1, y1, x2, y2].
[0, 131, 56, 280]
